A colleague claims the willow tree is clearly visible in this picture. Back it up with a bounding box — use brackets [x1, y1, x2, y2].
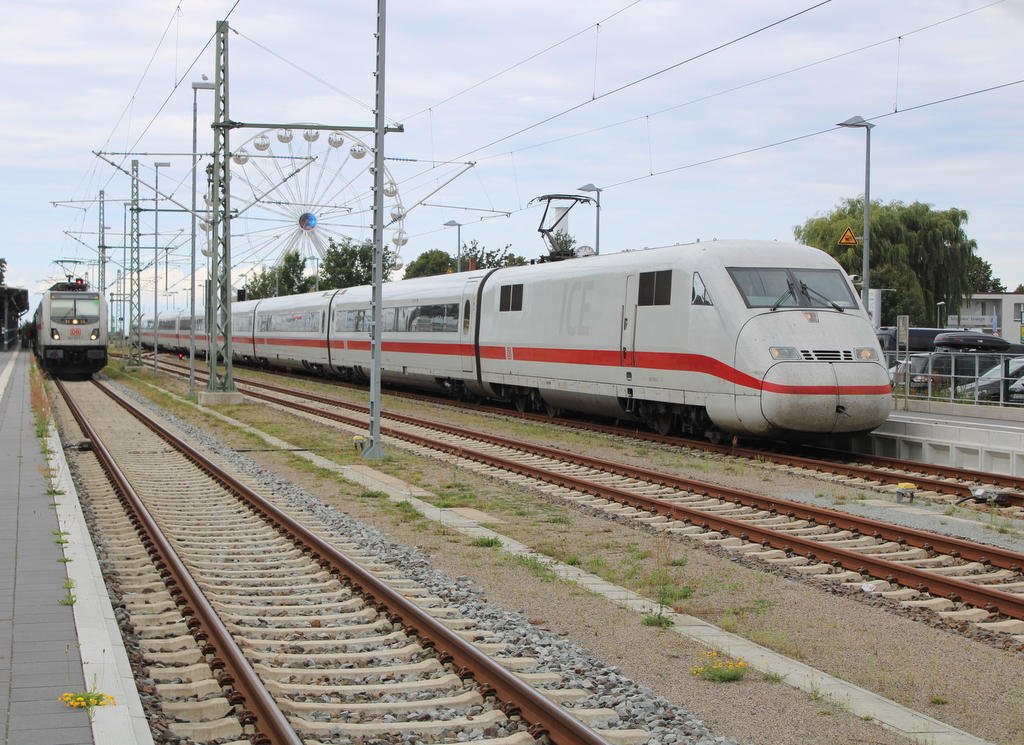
[794, 198, 979, 327]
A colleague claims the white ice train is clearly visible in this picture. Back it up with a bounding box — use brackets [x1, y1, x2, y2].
[143, 240, 893, 440]
[32, 278, 108, 377]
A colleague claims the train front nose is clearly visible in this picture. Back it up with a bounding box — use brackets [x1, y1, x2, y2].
[760, 359, 892, 433]
[733, 312, 893, 436]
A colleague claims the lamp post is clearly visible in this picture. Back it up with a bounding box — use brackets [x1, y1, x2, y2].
[936, 301, 946, 329]
[190, 80, 215, 397]
[312, 257, 320, 292]
[577, 183, 602, 255]
[837, 117, 875, 315]
[153, 161, 171, 373]
[444, 220, 462, 272]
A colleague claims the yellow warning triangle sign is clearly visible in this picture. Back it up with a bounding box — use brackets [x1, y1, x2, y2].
[838, 227, 858, 245]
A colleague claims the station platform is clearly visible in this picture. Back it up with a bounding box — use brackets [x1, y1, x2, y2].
[842, 398, 1024, 478]
[0, 349, 148, 745]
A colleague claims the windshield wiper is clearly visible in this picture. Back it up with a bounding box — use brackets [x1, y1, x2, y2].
[800, 282, 844, 312]
[770, 282, 796, 311]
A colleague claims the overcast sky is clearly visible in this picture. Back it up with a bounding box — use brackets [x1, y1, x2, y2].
[2, 0, 1021, 313]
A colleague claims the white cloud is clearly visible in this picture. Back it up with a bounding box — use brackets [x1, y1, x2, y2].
[2, 0, 1022, 308]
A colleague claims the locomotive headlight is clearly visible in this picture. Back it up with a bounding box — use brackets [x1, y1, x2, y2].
[854, 347, 878, 361]
[90, 329, 99, 340]
[769, 346, 801, 360]
[50, 328, 60, 340]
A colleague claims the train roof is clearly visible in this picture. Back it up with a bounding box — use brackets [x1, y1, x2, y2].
[209, 240, 845, 315]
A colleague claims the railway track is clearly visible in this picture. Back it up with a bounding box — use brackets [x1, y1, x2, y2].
[137, 360, 1024, 641]
[145, 354, 1024, 510]
[55, 377, 650, 745]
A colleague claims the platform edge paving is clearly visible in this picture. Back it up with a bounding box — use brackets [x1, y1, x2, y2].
[47, 417, 155, 745]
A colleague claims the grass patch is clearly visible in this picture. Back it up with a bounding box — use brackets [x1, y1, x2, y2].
[510, 555, 556, 582]
[691, 650, 748, 682]
[471, 536, 502, 548]
[389, 501, 423, 523]
[642, 612, 674, 627]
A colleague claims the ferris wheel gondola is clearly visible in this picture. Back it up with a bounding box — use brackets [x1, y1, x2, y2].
[211, 126, 407, 268]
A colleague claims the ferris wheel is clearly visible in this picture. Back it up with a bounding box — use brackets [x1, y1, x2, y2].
[218, 126, 408, 268]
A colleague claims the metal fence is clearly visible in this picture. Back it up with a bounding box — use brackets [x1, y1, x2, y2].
[886, 351, 1024, 407]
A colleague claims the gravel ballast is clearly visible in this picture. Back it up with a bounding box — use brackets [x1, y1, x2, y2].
[96, 371, 1024, 745]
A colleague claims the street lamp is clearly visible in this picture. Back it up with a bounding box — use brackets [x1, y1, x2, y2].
[190, 79, 215, 397]
[154, 161, 171, 373]
[837, 117, 875, 316]
[444, 220, 462, 272]
[578, 183, 602, 255]
[936, 301, 946, 329]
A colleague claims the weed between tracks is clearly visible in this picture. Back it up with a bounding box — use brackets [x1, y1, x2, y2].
[691, 650, 748, 682]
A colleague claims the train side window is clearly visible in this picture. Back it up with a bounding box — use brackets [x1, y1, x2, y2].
[463, 300, 471, 334]
[691, 272, 713, 306]
[639, 270, 672, 306]
[499, 284, 523, 312]
[383, 308, 397, 332]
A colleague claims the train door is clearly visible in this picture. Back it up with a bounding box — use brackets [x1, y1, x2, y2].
[620, 274, 637, 366]
[325, 294, 338, 370]
[461, 279, 479, 373]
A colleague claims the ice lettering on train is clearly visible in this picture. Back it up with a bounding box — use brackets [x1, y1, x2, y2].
[558, 280, 594, 336]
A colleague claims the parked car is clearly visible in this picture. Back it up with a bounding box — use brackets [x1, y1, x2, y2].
[877, 327, 965, 367]
[933, 330, 1024, 354]
[893, 350, 1012, 393]
[956, 356, 1024, 402]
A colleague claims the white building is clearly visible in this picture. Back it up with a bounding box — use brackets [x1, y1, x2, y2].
[946, 292, 1024, 344]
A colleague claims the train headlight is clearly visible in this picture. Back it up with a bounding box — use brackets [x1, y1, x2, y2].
[50, 328, 60, 340]
[90, 329, 99, 340]
[769, 347, 801, 360]
[854, 347, 879, 361]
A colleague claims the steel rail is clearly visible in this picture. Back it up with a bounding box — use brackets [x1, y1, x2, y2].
[233, 382, 1024, 573]
[148, 354, 1024, 504]
[89, 380, 616, 745]
[232, 385, 1024, 620]
[55, 379, 302, 745]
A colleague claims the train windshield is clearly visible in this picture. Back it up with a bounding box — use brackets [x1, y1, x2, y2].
[50, 293, 101, 323]
[727, 268, 858, 311]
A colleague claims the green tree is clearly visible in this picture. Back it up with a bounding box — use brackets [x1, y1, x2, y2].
[244, 250, 314, 299]
[549, 232, 577, 257]
[794, 198, 980, 327]
[276, 250, 312, 296]
[1014, 283, 1024, 294]
[403, 249, 454, 279]
[460, 240, 526, 270]
[966, 255, 1005, 293]
[320, 237, 397, 289]
[245, 266, 278, 300]
[402, 241, 527, 280]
